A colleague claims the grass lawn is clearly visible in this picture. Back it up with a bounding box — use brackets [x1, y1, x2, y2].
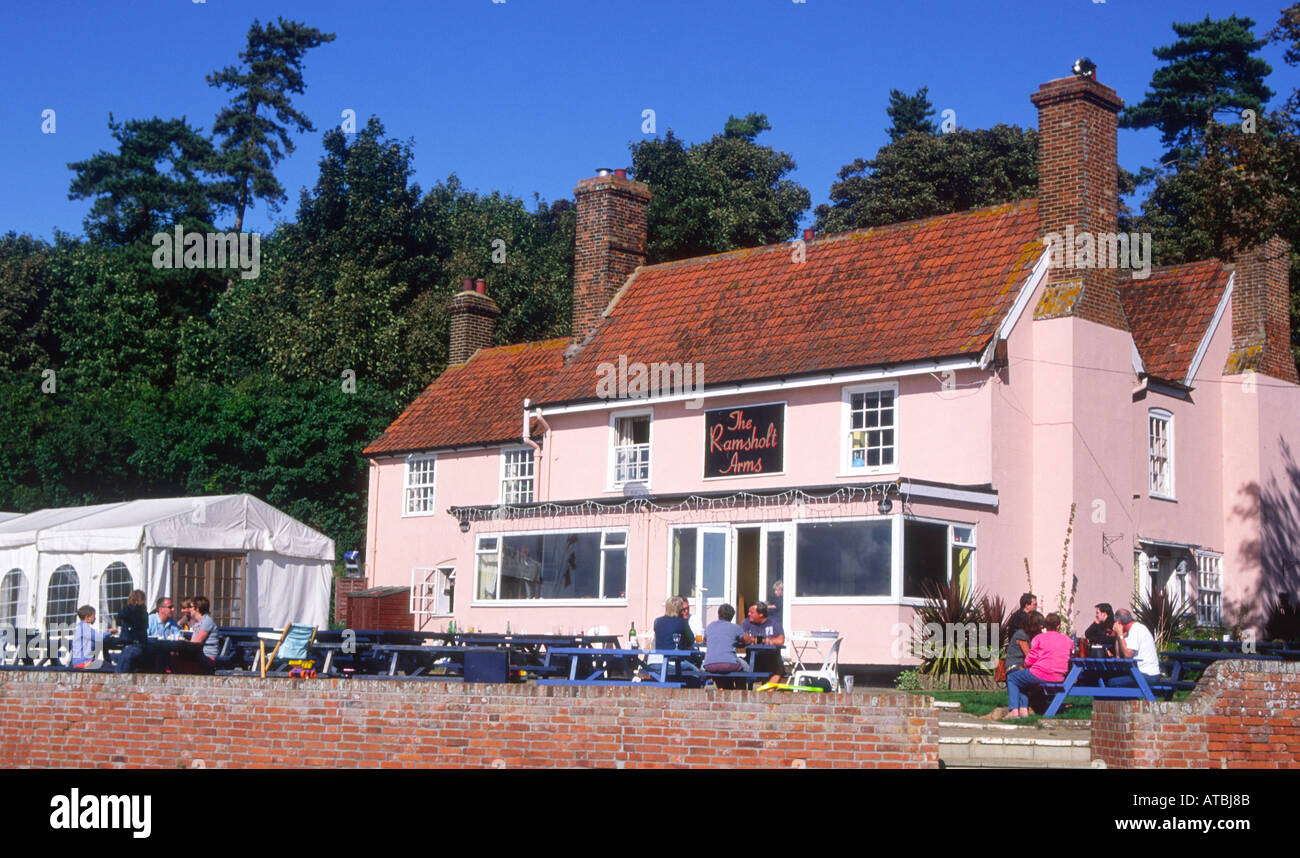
[912, 688, 1194, 724]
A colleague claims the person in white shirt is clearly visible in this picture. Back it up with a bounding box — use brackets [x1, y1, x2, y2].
[1112, 608, 1161, 677]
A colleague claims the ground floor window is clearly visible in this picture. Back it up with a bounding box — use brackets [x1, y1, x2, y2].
[795, 519, 892, 597]
[99, 562, 133, 624]
[45, 565, 80, 629]
[475, 530, 627, 601]
[1, 569, 27, 628]
[903, 519, 975, 598]
[1196, 552, 1223, 626]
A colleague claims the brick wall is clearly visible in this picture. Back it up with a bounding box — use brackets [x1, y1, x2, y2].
[0, 673, 937, 769]
[448, 285, 500, 365]
[1226, 236, 1299, 383]
[1091, 661, 1300, 768]
[1030, 74, 1129, 331]
[572, 172, 650, 346]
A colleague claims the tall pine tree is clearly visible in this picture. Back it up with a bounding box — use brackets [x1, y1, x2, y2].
[885, 87, 937, 141]
[207, 18, 336, 232]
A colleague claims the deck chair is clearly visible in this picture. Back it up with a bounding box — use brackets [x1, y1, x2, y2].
[789, 636, 843, 692]
[258, 624, 317, 677]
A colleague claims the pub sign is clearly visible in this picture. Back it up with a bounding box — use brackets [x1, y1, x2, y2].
[704, 403, 784, 478]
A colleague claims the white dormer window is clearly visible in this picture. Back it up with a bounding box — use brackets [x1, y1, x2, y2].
[842, 383, 897, 473]
[501, 448, 535, 504]
[404, 455, 437, 515]
[612, 413, 651, 486]
[1148, 410, 1174, 499]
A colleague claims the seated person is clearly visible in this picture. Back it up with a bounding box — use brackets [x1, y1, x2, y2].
[741, 601, 786, 683]
[112, 590, 149, 674]
[71, 605, 105, 669]
[1005, 611, 1036, 677]
[703, 605, 747, 673]
[1005, 612, 1072, 718]
[1107, 608, 1163, 685]
[1083, 602, 1115, 656]
[188, 595, 220, 673]
[147, 596, 182, 640]
[653, 595, 696, 651]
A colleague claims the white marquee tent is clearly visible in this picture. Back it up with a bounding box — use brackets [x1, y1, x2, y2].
[0, 495, 334, 630]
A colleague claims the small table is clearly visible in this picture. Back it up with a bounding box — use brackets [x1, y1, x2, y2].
[787, 631, 839, 673]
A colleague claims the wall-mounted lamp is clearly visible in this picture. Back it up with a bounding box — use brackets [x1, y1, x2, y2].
[878, 495, 893, 514]
[458, 519, 471, 533]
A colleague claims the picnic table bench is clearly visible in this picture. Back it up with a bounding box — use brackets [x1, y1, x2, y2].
[1042, 657, 1189, 717]
[538, 647, 697, 687]
[1163, 649, 1284, 681]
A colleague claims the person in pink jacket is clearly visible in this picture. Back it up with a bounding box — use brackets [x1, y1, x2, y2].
[1005, 612, 1073, 718]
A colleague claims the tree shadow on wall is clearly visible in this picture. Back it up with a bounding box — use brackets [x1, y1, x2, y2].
[1231, 438, 1300, 629]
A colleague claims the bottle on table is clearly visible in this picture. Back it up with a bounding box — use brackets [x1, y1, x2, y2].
[628, 622, 637, 650]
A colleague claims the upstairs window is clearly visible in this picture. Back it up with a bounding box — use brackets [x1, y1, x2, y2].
[844, 384, 897, 472]
[501, 448, 535, 504]
[404, 455, 437, 515]
[613, 414, 651, 486]
[1148, 410, 1174, 498]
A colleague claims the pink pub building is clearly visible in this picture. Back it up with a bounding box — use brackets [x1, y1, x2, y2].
[362, 65, 1300, 666]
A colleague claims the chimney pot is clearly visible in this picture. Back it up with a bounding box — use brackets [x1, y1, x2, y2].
[595, 167, 613, 177]
[475, 279, 486, 295]
[461, 277, 475, 291]
[614, 168, 627, 179]
[803, 228, 814, 241]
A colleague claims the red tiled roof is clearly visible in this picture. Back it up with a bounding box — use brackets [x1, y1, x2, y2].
[1118, 260, 1230, 383]
[363, 339, 569, 456]
[538, 200, 1043, 404]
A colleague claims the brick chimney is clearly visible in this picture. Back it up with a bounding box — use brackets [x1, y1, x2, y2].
[1226, 236, 1299, 383]
[448, 277, 500, 364]
[1030, 66, 1129, 330]
[572, 167, 651, 346]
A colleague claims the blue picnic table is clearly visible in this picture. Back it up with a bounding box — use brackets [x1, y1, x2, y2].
[1163, 649, 1284, 681]
[1043, 657, 1177, 717]
[539, 648, 698, 687]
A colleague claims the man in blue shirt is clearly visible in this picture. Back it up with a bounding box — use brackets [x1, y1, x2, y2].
[741, 601, 785, 683]
[148, 597, 182, 639]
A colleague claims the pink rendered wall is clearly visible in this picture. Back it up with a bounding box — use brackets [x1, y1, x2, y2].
[366, 447, 509, 600]
[1027, 312, 1140, 631]
[540, 373, 993, 500]
[1223, 373, 1300, 628]
[1132, 304, 1231, 557]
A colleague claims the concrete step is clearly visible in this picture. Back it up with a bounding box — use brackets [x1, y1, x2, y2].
[937, 713, 1095, 769]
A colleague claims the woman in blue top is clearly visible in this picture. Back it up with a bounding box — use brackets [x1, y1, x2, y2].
[653, 596, 695, 651]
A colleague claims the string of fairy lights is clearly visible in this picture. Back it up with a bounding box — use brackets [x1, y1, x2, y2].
[450, 481, 910, 528]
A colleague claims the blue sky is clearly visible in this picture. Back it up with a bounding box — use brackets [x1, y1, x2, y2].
[4, 0, 1298, 239]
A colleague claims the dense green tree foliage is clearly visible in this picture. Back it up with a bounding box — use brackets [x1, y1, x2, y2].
[1120, 14, 1273, 162]
[885, 87, 938, 141]
[815, 124, 1038, 233]
[630, 114, 810, 264]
